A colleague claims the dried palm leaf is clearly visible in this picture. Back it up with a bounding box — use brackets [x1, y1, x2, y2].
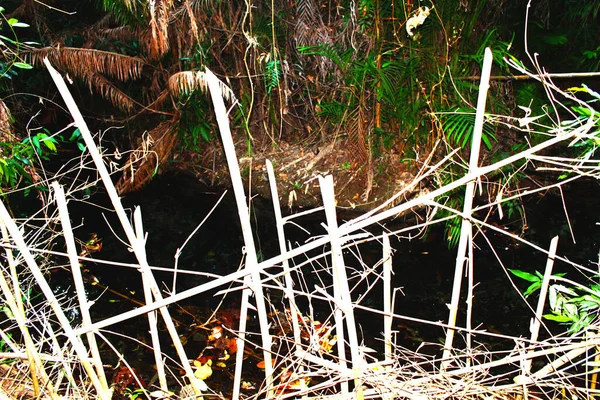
[30, 47, 145, 82]
[184, 0, 200, 45]
[294, 0, 334, 78]
[347, 104, 370, 167]
[0, 100, 13, 142]
[145, 90, 170, 111]
[119, 0, 139, 12]
[168, 70, 236, 103]
[115, 120, 179, 195]
[148, 0, 174, 59]
[93, 25, 139, 44]
[85, 73, 138, 112]
[142, 70, 169, 104]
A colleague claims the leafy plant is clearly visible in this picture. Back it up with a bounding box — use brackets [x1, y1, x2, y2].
[438, 107, 498, 150]
[0, 7, 33, 81]
[264, 58, 281, 95]
[509, 268, 600, 334]
[123, 388, 147, 400]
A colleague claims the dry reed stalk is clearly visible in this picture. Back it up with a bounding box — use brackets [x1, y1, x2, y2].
[524, 235, 559, 374]
[133, 207, 168, 392]
[383, 233, 393, 363]
[442, 47, 493, 367]
[266, 160, 303, 354]
[0, 259, 54, 397]
[43, 57, 205, 395]
[203, 68, 274, 398]
[1, 222, 44, 397]
[51, 182, 108, 389]
[0, 200, 108, 398]
[319, 175, 363, 396]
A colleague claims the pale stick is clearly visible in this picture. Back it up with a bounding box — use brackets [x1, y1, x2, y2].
[52, 182, 108, 389]
[442, 47, 493, 368]
[203, 68, 273, 399]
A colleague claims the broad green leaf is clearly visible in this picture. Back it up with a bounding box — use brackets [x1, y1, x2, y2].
[32, 136, 41, 153]
[0, 35, 17, 45]
[564, 302, 578, 317]
[508, 269, 540, 283]
[543, 313, 572, 323]
[2, 306, 13, 319]
[69, 128, 81, 141]
[13, 62, 33, 70]
[523, 281, 541, 297]
[42, 137, 57, 152]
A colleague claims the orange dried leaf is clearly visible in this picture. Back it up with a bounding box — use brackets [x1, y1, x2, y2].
[256, 358, 275, 369]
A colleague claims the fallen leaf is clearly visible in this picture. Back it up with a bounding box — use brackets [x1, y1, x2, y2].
[193, 359, 213, 380]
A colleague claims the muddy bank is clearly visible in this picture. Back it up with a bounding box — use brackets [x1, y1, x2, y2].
[175, 138, 426, 212]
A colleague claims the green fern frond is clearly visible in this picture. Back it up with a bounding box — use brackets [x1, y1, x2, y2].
[438, 107, 497, 150]
[316, 100, 347, 123]
[264, 60, 281, 95]
[297, 44, 353, 70]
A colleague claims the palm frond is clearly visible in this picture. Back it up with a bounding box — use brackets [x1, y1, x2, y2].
[168, 70, 236, 103]
[438, 107, 497, 150]
[346, 104, 370, 166]
[116, 119, 179, 195]
[297, 44, 353, 71]
[85, 73, 138, 112]
[30, 47, 143, 112]
[0, 100, 12, 142]
[149, 0, 175, 59]
[30, 47, 145, 82]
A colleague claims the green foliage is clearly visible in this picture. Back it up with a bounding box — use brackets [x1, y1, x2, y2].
[99, 0, 146, 25]
[0, 127, 86, 193]
[509, 268, 600, 334]
[123, 388, 147, 400]
[178, 92, 214, 153]
[438, 107, 497, 150]
[553, 86, 600, 179]
[264, 59, 281, 95]
[0, 131, 56, 188]
[0, 7, 33, 85]
[444, 211, 462, 249]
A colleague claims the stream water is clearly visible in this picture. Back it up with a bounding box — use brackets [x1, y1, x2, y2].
[41, 171, 600, 395]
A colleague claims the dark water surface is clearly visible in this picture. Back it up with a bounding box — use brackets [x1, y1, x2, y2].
[51, 172, 600, 392]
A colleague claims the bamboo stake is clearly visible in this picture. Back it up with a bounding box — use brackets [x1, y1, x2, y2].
[319, 175, 363, 396]
[442, 47, 493, 368]
[133, 207, 168, 392]
[383, 233, 393, 363]
[42, 58, 205, 395]
[266, 160, 303, 353]
[523, 235, 559, 374]
[203, 68, 273, 399]
[51, 182, 108, 389]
